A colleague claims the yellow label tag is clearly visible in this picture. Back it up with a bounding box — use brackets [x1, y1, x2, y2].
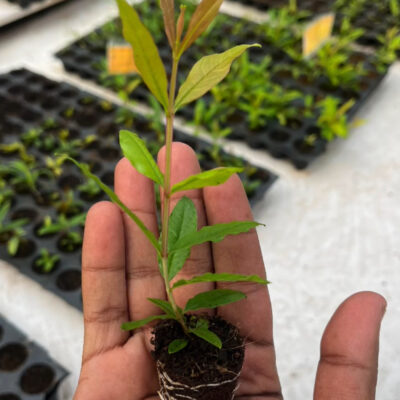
[107, 42, 138, 75]
[303, 13, 336, 57]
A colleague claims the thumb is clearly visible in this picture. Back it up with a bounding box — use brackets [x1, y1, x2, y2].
[314, 291, 386, 400]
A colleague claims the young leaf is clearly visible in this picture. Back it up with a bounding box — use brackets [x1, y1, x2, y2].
[168, 338, 189, 354]
[184, 289, 246, 312]
[67, 157, 161, 256]
[168, 197, 197, 280]
[160, 0, 176, 49]
[190, 326, 222, 349]
[148, 298, 176, 317]
[176, 5, 186, 44]
[116, 0, 169, 110]
[120, 130, 164, 186]
[7, 236, 20, 256]
[172, 272, 269, 289]
[121, 314, 171, 331]
[171, 221, 262, 252]
[175, 45, 260, 110]
[179, 0, 224, 54]
[171, 167, 242, 194]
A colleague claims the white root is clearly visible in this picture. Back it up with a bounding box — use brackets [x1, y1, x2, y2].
[157, 361, 241, 400]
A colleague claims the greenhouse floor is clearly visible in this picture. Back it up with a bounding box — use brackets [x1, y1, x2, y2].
[0, 0, 399, 398]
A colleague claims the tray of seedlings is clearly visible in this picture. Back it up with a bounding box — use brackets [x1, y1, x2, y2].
[56, 0, 391, 169]
[334, 0, 400, 51]
[0, 68, 277, 310]
[0, 0, 69, 28]
[0, 314, 68, 399]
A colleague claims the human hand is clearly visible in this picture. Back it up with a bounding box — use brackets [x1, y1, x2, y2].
[74, 143, 386, 400]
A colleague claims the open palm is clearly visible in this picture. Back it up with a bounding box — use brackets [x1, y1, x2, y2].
[74, 143, 385, 400]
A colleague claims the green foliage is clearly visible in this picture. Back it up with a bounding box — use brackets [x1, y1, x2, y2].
[171, 221, 262, 252]
[188, 318, 221, 349]
[120, 130, 164, 186]
[184, 289, 246, 313]
[168, 338, 189, 354]
[116, 0, 169, 110]
[317, 97, 356, 141]
[171, 167, 242, 194]
[68, 0, 269, 352]
[35, 249, 60, 273]
[376, 28, 400, 71]
[0, 202, 28, 257]
[37, 213, 86, 236]
[167, 197, 197, 280]
[175, 45, 260, 110]
[172, 272, 268, 289]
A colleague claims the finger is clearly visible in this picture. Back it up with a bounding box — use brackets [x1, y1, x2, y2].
[81, 202, 128, 363]
[203, 175, 282, 397]
[158, 142, 214, 309]
[314, 291, 386, 400]
[114, 158, 165, 321]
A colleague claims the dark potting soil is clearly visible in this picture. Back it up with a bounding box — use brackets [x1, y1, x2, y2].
[152, 316, 244, 400]
[0, 68, 277, 310]
[0, 314, 68, 399]
[55, 0, 388, 169]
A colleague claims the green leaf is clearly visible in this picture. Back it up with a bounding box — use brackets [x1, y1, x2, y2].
[171, 221, 262, 252]
[7, 236, 20, 256]
[175, 45, 260, 110]
[179, 0, 224, 54]
[168, 338, 189, 354]
[120, 130, 164, 186]
[121, 314, 171, 331]
[171, 167, 242, 194]
[190, 326, 222, 349]
[160, 0, 176, 49]
[168, 197, 197, 280]
[184, 289, 246, 312]
[116, 0, 169, 110]
[172, 272, 269, 289]
[67, 157, 161, 256]
[147, 298, 176, 317]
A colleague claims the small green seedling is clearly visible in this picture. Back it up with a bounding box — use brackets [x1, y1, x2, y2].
[0, 202, 29, 257]
[69, 0, 269, 353]
[34, 249, 60, 274]
[37, 213, 86, 236]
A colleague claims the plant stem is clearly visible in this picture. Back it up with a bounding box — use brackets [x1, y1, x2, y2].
[161, 55, 187, 331]
[289, 0, 297, 13]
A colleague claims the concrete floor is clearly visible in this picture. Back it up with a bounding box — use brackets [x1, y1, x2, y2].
[0, 0, 399, 398]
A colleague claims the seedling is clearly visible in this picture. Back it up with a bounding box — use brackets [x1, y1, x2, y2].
[69, 1, 269, 387]
[78, 178, 103, 200]
[376, 27, 400, 72]
[58, 231, 83, 252]
[317, 97, 356, 141]
[0, 142, 35, 164]
[0, 202, 28, 257]
[34, 249, 60, 274]
[37, 213, 86, 236]
[0, 160, 50, 197]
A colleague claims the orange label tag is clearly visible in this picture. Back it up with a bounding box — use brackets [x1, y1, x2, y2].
[303, 13, 336, 57]
[107, 42, 138, 75]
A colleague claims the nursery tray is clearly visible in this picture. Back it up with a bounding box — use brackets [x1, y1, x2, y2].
[334, 1, 400, 49]
[226, 0, 335, 14]
[56, 0, 387, 169]
[0, 0, 68, 28]
[0, 314, 68, 399]
[0, 68, 277, 310]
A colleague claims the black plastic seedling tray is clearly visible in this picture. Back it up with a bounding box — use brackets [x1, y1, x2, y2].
[0, 69, 277, 310]
[0, 314, 68, 399]
[56, 0, 387, 169]
[227, 0, 335, 14]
